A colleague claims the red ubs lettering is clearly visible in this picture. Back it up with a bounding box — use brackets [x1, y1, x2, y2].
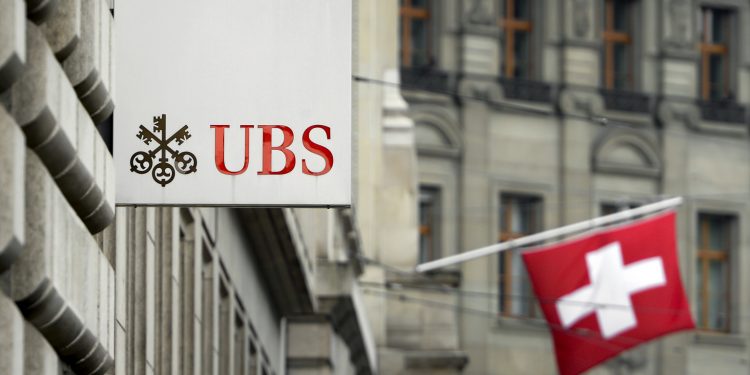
[210, 124, 334, 176]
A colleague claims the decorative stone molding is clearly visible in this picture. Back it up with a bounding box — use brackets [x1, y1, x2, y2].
[61, 0, 113, 124]
[466, 0, 494, 26]
[457, 77, 503, 104]
[566, 0, 595, 42]
[383, 69, 416, 147]
[16, 279, 113, 375]
[656, 99, 747, 136]
[571, 0, 591, 38]
[26, 0, 59, 24]
[663, 0, 693, 50]
[656, 100, 699, 128]
[558, 88, 604, 119]
[8, 153, 115, 373]
[0, 0, 26, 94]
[0, 106, 24, 273]
[412, 109, 462, 158]
[11, 23, 114, 234]
[40, 0, 80, 61]
[592, 129, 662, 178]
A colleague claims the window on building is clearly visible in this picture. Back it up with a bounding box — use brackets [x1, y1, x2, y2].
[248, 340, 258, 374]
[233, 311, 245, 375]
[500, 0, 533, 79]
[602, 0, 636, 90]
[499, 194, 542, 317]
[218, 280, 231, 375]
[202, 244, 216, 374]
[400, 0, 433, 67]
[699, 7, 733, 101]
[419, 186, 441, 263]
[696, 213, 734, 332]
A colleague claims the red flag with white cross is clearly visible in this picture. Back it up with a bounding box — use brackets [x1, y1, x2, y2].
[522, 212, 694, 375]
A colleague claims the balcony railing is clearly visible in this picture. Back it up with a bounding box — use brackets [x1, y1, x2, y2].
[499, 77, 552, 103]
[697, 99, 748, 124]
[400, 67, 450, 93]
[600, 89, 651, 113]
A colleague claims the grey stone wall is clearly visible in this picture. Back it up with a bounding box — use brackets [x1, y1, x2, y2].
[0, 1, 377, 375]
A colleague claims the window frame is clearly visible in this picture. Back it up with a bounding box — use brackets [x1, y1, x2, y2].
[418, 185, 442, 263]
[602, 0, 636, 91]
[498, 193, 543, 318]
[399, 0, 433, 68]
[696, 212, 735, 333]
[698, 6, 735, 102]
[499, 0, 534, 79]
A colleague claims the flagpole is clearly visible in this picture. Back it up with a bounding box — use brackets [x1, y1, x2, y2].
[415, 196, 684, 273]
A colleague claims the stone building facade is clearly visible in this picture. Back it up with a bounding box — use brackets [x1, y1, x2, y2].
[0, 1, 381, 374]
[398, 0, 750, 374]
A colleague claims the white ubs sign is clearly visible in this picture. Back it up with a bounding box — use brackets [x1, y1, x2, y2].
[115, 0, 351, 206]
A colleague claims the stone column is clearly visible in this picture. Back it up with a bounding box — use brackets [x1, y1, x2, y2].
[455, 3, 502, 371]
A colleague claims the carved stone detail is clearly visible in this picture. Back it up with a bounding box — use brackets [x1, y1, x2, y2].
[572, 0, 590, 38]
[16, 279, 113, 375]
[664, 0, 692, 49]
[467, 0, 494, 26]
[558, 89, 604, 119]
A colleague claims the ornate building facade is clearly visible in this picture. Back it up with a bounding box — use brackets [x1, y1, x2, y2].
[400, 0, 750, 373]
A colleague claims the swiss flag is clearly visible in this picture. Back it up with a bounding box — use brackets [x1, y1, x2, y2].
[521, 212, 694, 375]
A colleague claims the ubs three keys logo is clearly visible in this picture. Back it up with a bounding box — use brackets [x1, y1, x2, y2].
[129, 114, 198, 186]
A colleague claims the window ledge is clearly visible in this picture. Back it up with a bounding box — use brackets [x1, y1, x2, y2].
[400, 67, 450, 93]
[494, 315, 549, 334]
[600, 89, 651, 113]
[498, 77, 553, 104]
[693, 332, 747, 348]
[696, 100, 748, 124]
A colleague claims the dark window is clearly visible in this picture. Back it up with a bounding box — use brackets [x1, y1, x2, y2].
[419, 186, 441, 263]
[696, 213, 734, 332]
[500, 0, 533, 79]
[699, 8, 733, 101]
[400, 0, 433, 67]
[248, 340, 258, 374]
[603, 0, 636, 90]
[499, 194, 542, 317]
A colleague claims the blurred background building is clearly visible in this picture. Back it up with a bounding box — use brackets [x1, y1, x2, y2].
[395, 0, 750, 374]
[3, 0, 750, 374]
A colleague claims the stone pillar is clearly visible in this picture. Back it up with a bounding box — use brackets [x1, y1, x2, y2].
[654, 1, 697, 373]
[457, 80, 493, 374]
[455, 4, 502, 372]
[378, 68, 418, 270]
[556, 0, 603, 224]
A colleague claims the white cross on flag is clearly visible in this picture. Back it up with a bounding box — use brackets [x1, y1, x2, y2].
[522, 212, 694, 375]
